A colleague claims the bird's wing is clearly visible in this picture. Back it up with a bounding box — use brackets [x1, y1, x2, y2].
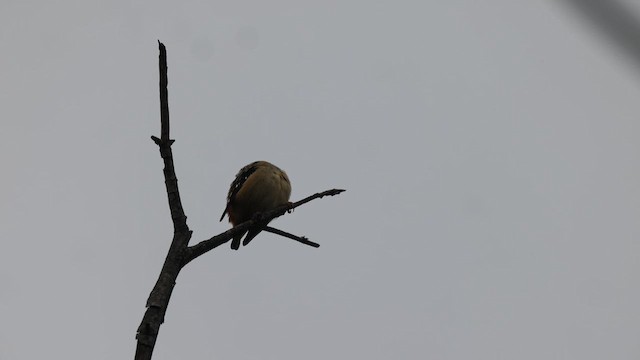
[219, 161, 261, 222]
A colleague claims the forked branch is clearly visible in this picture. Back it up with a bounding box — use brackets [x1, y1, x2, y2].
[134, 41, 344, 360]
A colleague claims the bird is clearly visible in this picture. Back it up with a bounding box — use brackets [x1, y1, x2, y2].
[220, 161, 292, 250]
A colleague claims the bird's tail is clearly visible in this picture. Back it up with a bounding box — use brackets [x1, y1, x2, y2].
[230, 232, 245, 250]
[232, 220, 270, 249]
[242, 228, 263, 247]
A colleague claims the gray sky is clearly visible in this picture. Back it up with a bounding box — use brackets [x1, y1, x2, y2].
[2, 1, 640, 359]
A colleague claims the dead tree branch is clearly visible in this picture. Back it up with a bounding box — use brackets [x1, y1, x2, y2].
[263, 226, 320, 248]
[134, 42, 344, 360]
[183, 189, 344, 264]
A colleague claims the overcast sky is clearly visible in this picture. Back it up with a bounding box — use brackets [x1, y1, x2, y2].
[2, 1, 640, 359]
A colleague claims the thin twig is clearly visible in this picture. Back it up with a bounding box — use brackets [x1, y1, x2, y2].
[290, 189, 346, 208]
[263, 226, 320, 248]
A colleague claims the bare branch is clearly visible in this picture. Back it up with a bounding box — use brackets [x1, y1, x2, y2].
[158, 40, 170, 142]
[289, 189, 345, 208]
[134, 42, 344, 360]
[135, 41, 191, 360]
[183, 188, 345, 264]
[263, 226, 320, 248]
